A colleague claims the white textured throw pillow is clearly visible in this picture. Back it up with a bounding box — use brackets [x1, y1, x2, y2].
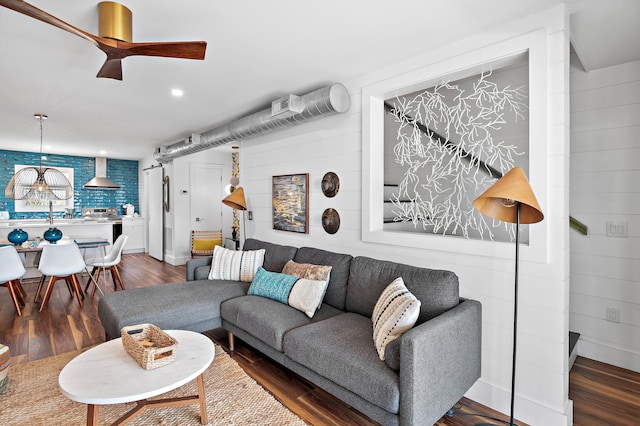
[372, 277, 421, 360]
[208, 245, 265, 282]
[281, 260, 332, 310]
[288, 278, 329, 318]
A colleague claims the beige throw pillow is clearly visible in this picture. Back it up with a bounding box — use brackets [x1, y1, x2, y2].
[282, 260, 332, 310]
[372, 277, 421, 360]
[288, 278, 328, 318]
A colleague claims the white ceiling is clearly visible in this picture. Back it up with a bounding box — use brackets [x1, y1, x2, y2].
[0, 0, 638, 160]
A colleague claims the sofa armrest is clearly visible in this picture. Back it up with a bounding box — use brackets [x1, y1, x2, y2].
[399, 299, 481, 426]
[186, 256, 213, 281]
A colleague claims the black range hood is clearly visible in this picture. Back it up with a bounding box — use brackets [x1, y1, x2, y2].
[83, 157, 120, 189]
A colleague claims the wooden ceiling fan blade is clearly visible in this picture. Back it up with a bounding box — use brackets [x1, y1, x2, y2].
[96, 58, 123, 80]
[123, 41, 207, 60]
[0, 0, 99, 47]
[1, 0, 207, 80]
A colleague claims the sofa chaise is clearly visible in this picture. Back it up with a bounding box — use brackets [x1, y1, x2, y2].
[98, 238, 482, 425]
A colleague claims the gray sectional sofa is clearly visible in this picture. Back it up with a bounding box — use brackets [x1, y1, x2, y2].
[98, 238, 482, 426]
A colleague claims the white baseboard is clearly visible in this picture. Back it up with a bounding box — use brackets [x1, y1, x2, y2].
[164, 252, 190, 266]
[465, 379, 572, 426]
[578, 337, 640, 373]
[164, 252, 177, 266]
[569, 349, 579, 370]
[123, 248, 144, 254]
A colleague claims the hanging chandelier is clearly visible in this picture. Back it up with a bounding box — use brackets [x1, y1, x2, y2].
[4, 114, 73, 201]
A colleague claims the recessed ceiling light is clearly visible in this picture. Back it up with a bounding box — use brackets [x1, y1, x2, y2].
[171, 88, 184, 97]
[99, 150, 107, 155]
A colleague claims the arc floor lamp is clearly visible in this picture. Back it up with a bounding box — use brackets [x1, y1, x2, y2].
[473, 167, 544, 426]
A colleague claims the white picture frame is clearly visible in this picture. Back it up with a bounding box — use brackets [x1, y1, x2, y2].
[362, 29, 549, 262]
[13, 164, 74, 212]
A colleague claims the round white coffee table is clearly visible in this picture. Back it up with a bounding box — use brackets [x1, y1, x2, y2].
[59, 330, 214, 426]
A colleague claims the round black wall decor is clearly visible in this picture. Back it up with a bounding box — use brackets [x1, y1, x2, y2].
[321, 172, 340, 197]
[322, 208, 340, 234]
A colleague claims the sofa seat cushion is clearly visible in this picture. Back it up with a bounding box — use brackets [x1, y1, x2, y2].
[98, 280, 249, 338]
[221, 295, 342, 351]
[283, 312, 400, 413]
[221, 295, 308, 351]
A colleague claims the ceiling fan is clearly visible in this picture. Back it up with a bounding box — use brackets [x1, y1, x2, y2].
[0, 0, 207, 80]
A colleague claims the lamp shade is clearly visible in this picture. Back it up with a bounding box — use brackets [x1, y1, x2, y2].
[473, 167, 543, 224]
[222, 187, 247, 210]
[4, 113, 73, 201]
[5, 167, 73, 201]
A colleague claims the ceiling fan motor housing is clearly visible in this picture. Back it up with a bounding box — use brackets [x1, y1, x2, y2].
[98, 1, 132, 42]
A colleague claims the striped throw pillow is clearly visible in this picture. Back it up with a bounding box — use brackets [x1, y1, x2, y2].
[208, 245, 265, 282]
[372, 277, 421, 360]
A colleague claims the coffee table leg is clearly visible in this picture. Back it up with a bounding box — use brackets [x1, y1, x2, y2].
[197, 373, 208, 425]
[87, 404, 99, 426]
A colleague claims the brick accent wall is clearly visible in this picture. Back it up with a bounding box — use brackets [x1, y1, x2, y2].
[0, 149, 138, 219]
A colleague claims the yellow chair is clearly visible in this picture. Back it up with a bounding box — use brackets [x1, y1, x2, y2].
[191, 230, 222, 257]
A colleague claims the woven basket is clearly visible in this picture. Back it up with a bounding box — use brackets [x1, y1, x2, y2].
[121, 324, 178, 370]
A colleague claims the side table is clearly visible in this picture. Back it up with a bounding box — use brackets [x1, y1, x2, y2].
[224, 237, 240, 250]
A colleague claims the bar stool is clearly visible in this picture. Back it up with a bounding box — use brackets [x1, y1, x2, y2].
[0, 246, 26, 316]
[37, 243, 86, 312]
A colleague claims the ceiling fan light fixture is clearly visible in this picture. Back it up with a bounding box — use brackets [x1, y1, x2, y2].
[1, 0, 207, 81]
[98, 1, 132, 42]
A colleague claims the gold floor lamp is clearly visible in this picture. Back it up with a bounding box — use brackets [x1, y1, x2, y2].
[222, 187, 247, 246]
[473, 167, 544, 426]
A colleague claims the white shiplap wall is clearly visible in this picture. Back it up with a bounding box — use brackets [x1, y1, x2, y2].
[236, 6, 571, 426]
[570, 56, 640, 372]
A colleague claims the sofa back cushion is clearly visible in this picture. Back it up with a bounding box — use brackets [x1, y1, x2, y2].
[346, 256, 459, 324]
[242, 238, 297, 273]
[294, 247, 353, 311]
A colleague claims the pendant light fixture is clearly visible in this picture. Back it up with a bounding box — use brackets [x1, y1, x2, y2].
[4, 114, 73, 201]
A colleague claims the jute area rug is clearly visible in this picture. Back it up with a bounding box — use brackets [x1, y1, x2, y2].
[0, 345, 306, 425]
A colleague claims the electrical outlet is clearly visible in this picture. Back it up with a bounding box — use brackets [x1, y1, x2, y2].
[606, 307, 620, 323]
[606, 221, 628, 238]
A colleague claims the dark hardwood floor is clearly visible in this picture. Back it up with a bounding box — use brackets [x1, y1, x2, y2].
[1, 253, 638, 425]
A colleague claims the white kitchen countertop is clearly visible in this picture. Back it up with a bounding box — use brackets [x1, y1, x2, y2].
[0, 218, 118, 228]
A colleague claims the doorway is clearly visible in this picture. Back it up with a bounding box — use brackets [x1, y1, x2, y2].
[190, 163, 223, 234]
[146, 167, 164, 261]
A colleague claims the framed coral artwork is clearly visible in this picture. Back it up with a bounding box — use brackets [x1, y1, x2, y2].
[272, 173, 309, 233]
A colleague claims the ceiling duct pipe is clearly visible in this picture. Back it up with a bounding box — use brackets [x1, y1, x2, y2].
[153, 83, 350, 163]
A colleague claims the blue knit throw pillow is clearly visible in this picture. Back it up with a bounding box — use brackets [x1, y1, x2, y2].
[248, 267, 299, 304]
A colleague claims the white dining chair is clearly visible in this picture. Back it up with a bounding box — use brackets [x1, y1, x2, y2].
[37, 243, 86, 312]
[85, 234, 128, 297]
[0, 246, 27, 316]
